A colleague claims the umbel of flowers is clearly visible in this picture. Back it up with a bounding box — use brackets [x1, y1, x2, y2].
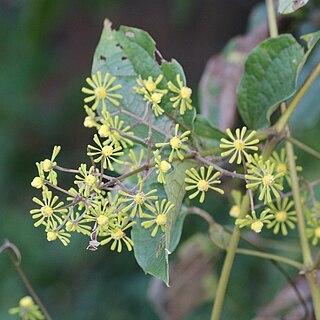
[31, 69, 309, 257]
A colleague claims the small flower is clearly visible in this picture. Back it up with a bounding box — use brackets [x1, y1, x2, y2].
[156, 124, 190, 162]
[134, 74, 167, 95]
[9, 296, 45, 320]
[83, 105, 98, 128]
[100, 215, 136, 252]
[65, 210, 91, 236]
[306, 211, 320, 246]
[141, 199, 174, 237]
[270, 148, 302, 186]
[84, 195, 119, 236]
[119, 188, 157, 218]
[87, 134, 124, 170]
[167, 74, 193, 115]
[74, 163, 101, 197]
[267, 198, 297, 235]
[220, 127, 259, 164]
[236, 209, 273, 233]
[30, 190, 67, 228]
[31, 162, 45, 189]
[229, 190, 243, 218]
[154, 149, 171, 184]
[46, 221, 71, 246]
[134, 74, 168, 117]
[246, 159, 284, 204]
[123, 148, 145, 184]
[82, 71, 122, 110]
[98, 110, 134, 148]
[185, 166, 224, 203]
[41, 145, 61, 185]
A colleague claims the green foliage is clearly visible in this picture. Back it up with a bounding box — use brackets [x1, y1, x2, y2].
[237, 34, 304, 129]
[237, 32, 320, 129]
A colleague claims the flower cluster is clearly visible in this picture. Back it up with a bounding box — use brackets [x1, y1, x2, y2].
[134, 73, 194, 117]
[31, 64, 304, 261]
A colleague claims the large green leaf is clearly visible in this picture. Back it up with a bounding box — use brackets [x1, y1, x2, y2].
[237, 35, 304, 129]
[237, 32, 320, 129]
[92, 19, 195, 142]
[278, 0, 309, 14]
[131, 221, 169, 284]
[131, 161, 192, 285]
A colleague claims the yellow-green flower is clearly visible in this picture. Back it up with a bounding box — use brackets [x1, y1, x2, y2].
[167, 74, 193, 115]
[306, 213, 320, 246]
[30, 190, 67, 228]
[100, 215, 136, 252]
[185, 166, 224, 203]
[98, 110, 134, 148]
[46, 221, 71, 246]
[154, 149, 171, 184]
[84, 195, 118, 236]
[134, 74, 167, 95]
[236, 209, 273, 233]
[119, 188, 157, 218]
[220, 127, 259, 164]
[122, 148, 145, 184]
[74, 164, 101, 197]
[41, 145, 61, 185]
[83, 105, 98, 128]
[31, 162, 45, 189]
[87, 134, 124, 170]
[65, 210, 91, 236]
[246, 159, 284, 204]
[82, 71, 122, 110]
[141, 199, 174, 237]
[134, 74, 168, 117]
[267, 198, 297, 235]
[9, 296, 45, 320]
[156, 124, 190, 162]
[229, 190, 242, 218]
[269, 148, 302, 186]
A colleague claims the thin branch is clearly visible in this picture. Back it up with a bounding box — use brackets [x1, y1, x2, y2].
[0, 240, 53, 320]
[286, 136, 320, 160]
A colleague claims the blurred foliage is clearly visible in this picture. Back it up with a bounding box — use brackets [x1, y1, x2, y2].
[1, 0, 320, 320]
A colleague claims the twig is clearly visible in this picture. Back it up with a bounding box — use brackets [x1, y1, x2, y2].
[0, 240, 53, 320]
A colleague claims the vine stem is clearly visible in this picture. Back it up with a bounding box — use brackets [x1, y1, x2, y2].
[0, 240, 53, 320]
[285, 136, 320, 160]
[188, 207, 302, 269]
[210, 193, 250, 320]
[235, 248, 302, 270]
[266, 1, 320, 319]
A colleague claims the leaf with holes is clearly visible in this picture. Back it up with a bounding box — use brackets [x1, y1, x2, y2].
[91, 19, 196, 143]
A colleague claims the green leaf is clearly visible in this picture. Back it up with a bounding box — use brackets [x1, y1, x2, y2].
[165, 160, 195, 254]
[194, 115, 226, 141]
[291, 33, 320, 128]
[278, 0, 309, 14]
[131, 161, 192, 285]
[131, 222, 169, 284]
[237, 34, 304, 129]
[91, 19, 196, 142]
